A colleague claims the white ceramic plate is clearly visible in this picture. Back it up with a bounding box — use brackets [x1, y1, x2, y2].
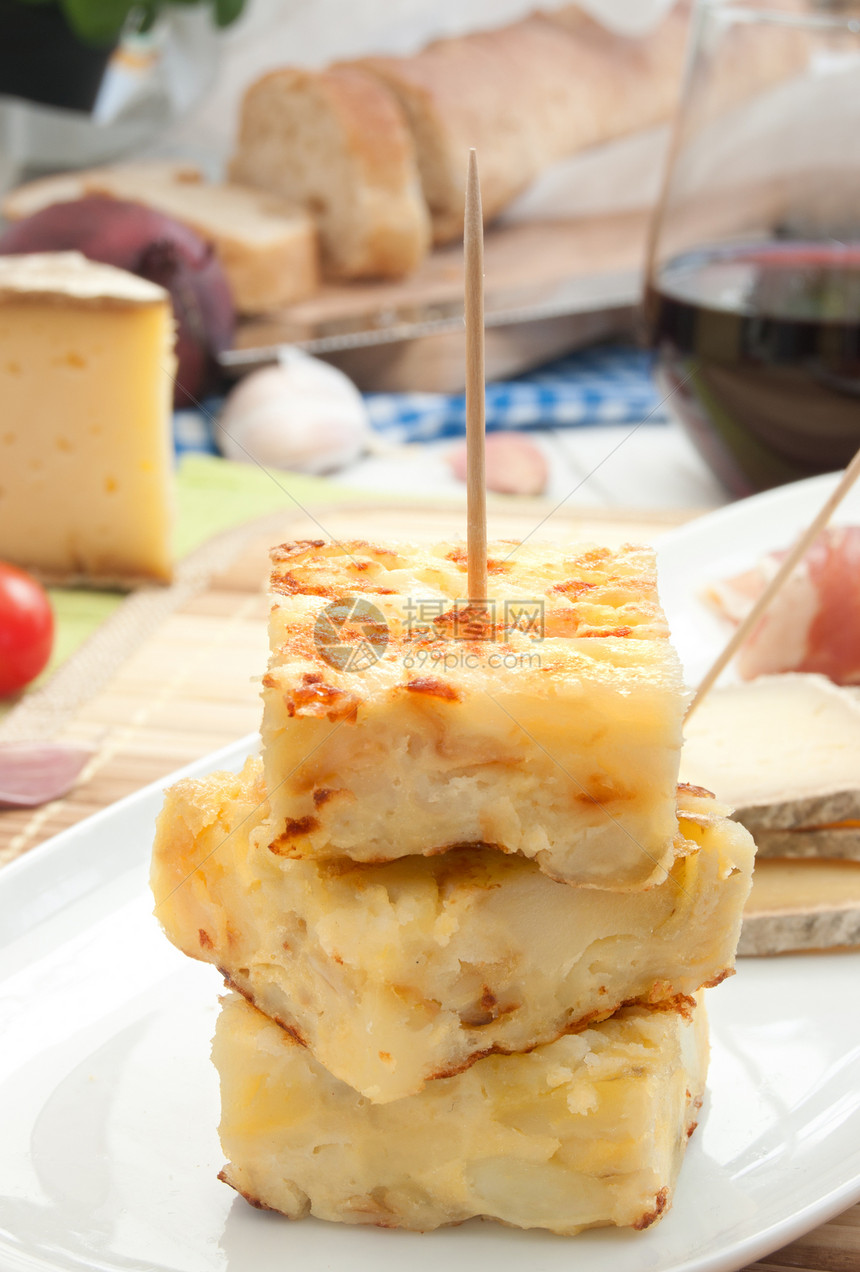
[2, 474, 860, 1272]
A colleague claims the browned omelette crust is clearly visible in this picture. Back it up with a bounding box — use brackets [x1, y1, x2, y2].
[267, 538, 671, 670]
[218, 1168, 678, 1234]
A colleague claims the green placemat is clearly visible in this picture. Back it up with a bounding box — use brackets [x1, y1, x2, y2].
[1, 456, 376, 718]
[173, 454, 371, 557]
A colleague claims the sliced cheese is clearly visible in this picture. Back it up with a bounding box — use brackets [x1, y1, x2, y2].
[740, 859, 860, 955]
[681, 674, 860, 830]
[755, 825, 860, 861]
[0, 252, 175, 586]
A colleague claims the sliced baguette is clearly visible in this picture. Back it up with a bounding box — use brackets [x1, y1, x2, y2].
[350, 6, 689, 244]
[229, 65, 430, 280]
[1, 161, 201, 220]
[2, 161, 318, 315]
[86, 169, 318, 315]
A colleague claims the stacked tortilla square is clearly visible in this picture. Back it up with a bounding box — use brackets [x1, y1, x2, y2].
[152, 539, 755, 1236]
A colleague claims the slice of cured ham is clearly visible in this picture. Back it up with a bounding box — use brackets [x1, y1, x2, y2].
[704, 526, 860, 684]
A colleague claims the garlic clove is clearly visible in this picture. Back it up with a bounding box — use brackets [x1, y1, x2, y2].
[217, 350, 369, 475]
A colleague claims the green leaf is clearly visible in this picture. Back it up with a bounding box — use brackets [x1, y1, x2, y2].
[213, 0, 245, 26]
[133, 0, 160, 32]
[59, 0, 135, 45]
[45, 0, 246, 44]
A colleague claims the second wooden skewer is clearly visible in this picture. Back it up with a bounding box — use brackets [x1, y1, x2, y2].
[687, 442, 860, 719]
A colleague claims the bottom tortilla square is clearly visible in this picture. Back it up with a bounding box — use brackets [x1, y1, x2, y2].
[213, 992, 709, 1236]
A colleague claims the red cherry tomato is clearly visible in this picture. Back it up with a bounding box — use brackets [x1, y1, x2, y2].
[0, 563, 54, 697]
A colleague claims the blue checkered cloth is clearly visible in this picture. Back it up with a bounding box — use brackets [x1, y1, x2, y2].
[364, 346, 666, 443]
[173, 346, 664, 457]
[174, 400, 220, 458]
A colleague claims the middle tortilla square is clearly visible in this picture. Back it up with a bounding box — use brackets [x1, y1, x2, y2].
[152, 760, 754, 1104]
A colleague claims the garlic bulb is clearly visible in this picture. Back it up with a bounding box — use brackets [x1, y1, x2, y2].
[217, 350, 369, 474]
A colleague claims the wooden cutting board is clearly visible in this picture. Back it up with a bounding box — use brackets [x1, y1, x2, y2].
[0, 498, 857, 1270]
[231, 212, 646, 392]
[237, 213, 646, 339]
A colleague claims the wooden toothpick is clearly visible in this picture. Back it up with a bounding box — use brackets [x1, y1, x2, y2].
[687, 443, 860, 720]
[464, 148, 488, 606]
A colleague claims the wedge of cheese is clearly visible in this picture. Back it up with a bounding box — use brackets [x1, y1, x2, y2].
[262, 538, 688, 888]
[151, 760, 752, 1103]
[681, 675, 860, 832]
[214, 990, 708, 1234]
[0, 252, 175, 585]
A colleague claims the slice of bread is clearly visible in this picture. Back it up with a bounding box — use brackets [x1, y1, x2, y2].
[351, 7, 688, 245]
[229, 66, 431, 280]
[2, 161, 319, 315]
[1, 160, 201, 221]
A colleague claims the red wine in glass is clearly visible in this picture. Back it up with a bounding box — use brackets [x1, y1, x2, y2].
[646, 241, 860, 496]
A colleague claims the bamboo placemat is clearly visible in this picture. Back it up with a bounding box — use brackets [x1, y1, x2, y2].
[0, 498, 857, 1269]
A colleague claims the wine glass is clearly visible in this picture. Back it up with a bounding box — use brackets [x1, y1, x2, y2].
[644, 0, 860, 497]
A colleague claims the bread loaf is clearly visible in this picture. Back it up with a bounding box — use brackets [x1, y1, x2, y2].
[351, 5, 689, 244]
[2, 162, 319, 315]
[12, 7, 690, 295]
[229, 66, 430, 280]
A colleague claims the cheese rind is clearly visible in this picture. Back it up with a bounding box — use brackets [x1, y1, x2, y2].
[151, 760, 753, 1103]
[0, 252, 174, 585]
[0, 249, 167, 304]
[214, 991, 709, 1234]
[262, 538, 688, 888]
[754, 825, 860, 860]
